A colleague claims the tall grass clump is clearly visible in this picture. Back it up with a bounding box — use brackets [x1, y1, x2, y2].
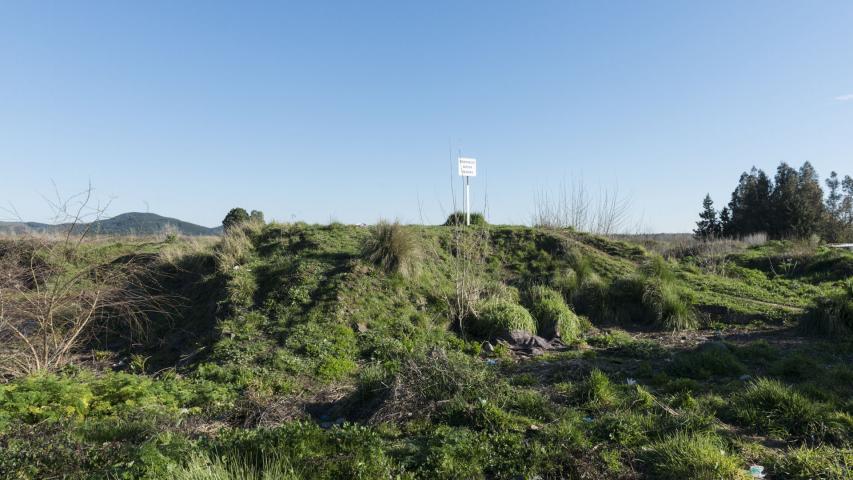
[362, 221, 419, 277]
[559, 251, 608, 319]
[801, 280, 853, 337]
[608, 254, 696, 331]
[770, 445, 853, 479]
[466, 299, 536, 338]
[639, 432, 749, 480]
[173, 451, 298, 480]
[641, 278, 697, 331]
[729, 378, 849, 444]
[525, 285, 582, 341]
[215, 219, 263, 273]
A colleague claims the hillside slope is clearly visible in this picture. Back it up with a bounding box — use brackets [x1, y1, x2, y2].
[0, 212, 221, 236]
[1, 223, 851, 479]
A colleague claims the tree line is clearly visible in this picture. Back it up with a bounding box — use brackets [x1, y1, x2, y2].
[694, 162, 853, 242]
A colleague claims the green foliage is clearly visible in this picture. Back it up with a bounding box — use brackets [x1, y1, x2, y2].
[362, 220, 418, 277]
[525, 285, 582, 340]
[443, 211, 487, 226]
[467, 299, 537, 338]
[640, 433, 748, 480]
[693, 193, 722, 240]
[222, 208, 250, 231]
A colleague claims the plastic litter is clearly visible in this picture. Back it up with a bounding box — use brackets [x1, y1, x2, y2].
[626, 378, 637, 386]
[749, 465, 765, 478]
[582, 416, 594, 423]
[485, 359, 498, 366]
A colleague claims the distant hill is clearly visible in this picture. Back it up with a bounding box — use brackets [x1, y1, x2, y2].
[0, 212, 222, 236]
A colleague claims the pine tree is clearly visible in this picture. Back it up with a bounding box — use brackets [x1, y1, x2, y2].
[727, 167, 772, 237]
[718, 207, 731, 237]
[694, 194, 719, 240]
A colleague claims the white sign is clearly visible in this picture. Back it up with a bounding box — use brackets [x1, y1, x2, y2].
[458, 157, 477, 177]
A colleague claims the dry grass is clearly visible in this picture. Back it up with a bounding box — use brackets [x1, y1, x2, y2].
[362, 221, 419, 277]
[0, 237, 171, 379]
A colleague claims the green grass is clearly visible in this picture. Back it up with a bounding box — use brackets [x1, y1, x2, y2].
[467, 299, 537, 338]
[3, 223, 853, 478]
[525, 285, 583, 340]
[640, 432, 749, 480]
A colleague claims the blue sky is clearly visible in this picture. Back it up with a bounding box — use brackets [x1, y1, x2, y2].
[2, 1, 852, 231]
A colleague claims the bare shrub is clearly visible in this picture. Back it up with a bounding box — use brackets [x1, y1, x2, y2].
[533, 178, 631, 235]
[0, 186, 169, 378]
[371, 348, 493, 423]
[444, 225, 491, 336]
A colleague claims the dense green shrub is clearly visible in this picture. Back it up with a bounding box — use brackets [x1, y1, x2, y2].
[222, 208, 250, 231]
[467, 300, 537, 338]
[362, 221, 419, 277]
[526, 285, 582, 340]
[640, 432, 748, 479]
[443, 211, 487, 226]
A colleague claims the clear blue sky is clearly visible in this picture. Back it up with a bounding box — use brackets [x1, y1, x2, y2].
[2, 1, 852, 231]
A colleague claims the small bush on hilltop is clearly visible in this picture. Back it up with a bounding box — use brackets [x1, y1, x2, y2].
[466, 299, 536, 338]
[525, 285, 582, 341]
[222, 207, 250, 231]
[362, 220, 419, 277]
[443, 211, 487, 227]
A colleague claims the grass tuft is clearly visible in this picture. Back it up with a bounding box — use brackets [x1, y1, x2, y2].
[362, 220, 419, 277]
[640, 432, 749, 480]
[467, 299, 537, 338]
[526, 285, 582, 341]
[801, 281, 853, 337]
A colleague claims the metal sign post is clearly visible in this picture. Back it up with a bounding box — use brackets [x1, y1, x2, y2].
[457, 157, 477, 226]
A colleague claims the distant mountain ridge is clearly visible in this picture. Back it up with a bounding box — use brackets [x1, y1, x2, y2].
[0, 212, 222, 236]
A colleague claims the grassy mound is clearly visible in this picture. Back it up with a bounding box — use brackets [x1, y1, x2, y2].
[467, 299, 537, 338]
